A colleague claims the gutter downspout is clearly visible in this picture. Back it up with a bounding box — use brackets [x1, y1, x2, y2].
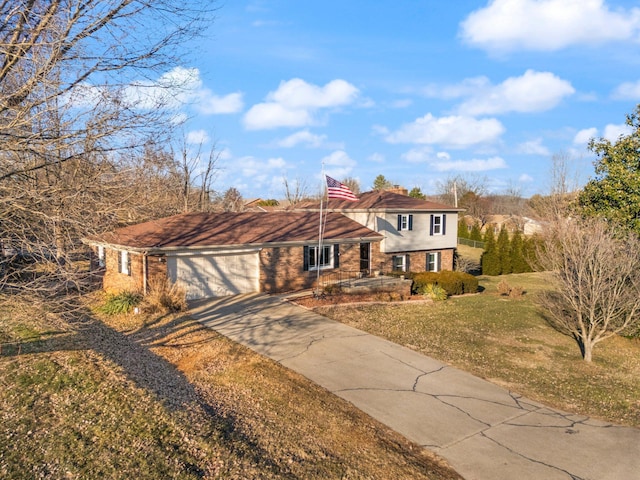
[142, 251, 148, 295]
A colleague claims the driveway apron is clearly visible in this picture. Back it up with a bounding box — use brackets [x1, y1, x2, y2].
[190, 293, 640, 480]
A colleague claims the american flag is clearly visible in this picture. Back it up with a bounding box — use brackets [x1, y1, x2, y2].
[326, 175, 359, 201]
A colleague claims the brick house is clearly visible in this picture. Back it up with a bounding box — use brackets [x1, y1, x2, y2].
[87, 190, 461, 300]
[87, 211, 383, 299]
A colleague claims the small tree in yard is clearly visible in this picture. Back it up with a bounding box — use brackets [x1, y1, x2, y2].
[470, 222, 483, 242]
[481, 228, 500, 275]
[496, 225, 512, 275]
[536, 218, 640, 362]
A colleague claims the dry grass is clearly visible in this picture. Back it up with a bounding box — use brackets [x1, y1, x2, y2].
[0, 295, 461, 479]
[312, 272, 640, 427]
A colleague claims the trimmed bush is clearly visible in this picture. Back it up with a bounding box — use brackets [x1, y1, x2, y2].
[411, 271, 479, 296]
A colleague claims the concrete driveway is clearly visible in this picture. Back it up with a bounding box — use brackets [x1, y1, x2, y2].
[189, 293, 640, 480]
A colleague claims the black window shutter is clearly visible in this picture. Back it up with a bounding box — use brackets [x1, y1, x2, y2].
[334, 244, 339, 268]
[430, 215, 434, 235]
[127, 252, 131, 276]
[118, 251, 122, 273]
[408, 214, 413, 231]
[437, 252, 441, 272]
[397, 214, 402, 231]
[442, 215, 446, 235]
[405, 254, 410, 272]
[303, 246, 309, 271]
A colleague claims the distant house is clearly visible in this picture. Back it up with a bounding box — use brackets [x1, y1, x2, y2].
[86, 190, 462, 299]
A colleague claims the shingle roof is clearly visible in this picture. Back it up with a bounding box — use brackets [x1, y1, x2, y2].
[296, 190, 461, 211]
[90, 211, 382, 251]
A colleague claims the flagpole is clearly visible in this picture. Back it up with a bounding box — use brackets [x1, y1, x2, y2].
[316, 164, 325, 296]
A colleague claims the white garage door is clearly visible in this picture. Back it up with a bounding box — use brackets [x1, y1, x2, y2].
[167, 252, 259, 300]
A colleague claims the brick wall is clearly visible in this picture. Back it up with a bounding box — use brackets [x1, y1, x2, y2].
[102, 249, 168, 294]
[259, 242, 375, 293]
[378, 248, 455, 273]
[146, 255, 169, 289]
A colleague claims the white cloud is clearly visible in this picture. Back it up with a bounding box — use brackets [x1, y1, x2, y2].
[322, 150, 356, 168]
[385, 113, 505, 147]
[458, 70, 574, 116]
[240, 156, 288, 177]
[243, 78, 359, 130]
[574, 124, 633, 144]
[429, 156, 508, 172]
[519, 173, 534, 182]
[274, 130, 343, 149]
[368, 153, 385, 163]
[186, 129, 210, 145]
[268, 78, 358, 108]
[460, 0, 640, 53]
[322, 150, 356, 179]
[401, 147, 433, 163]
[517, 138, 550, 155]
[612, 80, 640, 100]
[574, 127, 598, 144]
[244, 103, 313, 130]
[101, 66, 244, 115]
[603, 123, 633, 142]
[218, 148, 233, 161]
[195, 91, 244, 114]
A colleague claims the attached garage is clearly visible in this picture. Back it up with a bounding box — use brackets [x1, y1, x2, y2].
[167, 250, 259, 300]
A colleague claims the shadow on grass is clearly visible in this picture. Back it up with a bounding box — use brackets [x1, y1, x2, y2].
[1, 302, 285, 476]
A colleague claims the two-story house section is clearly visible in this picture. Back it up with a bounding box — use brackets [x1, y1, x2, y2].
[306, 190, 463, 274]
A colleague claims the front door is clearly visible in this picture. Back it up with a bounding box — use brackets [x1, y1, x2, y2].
[360, 243, 370, 274]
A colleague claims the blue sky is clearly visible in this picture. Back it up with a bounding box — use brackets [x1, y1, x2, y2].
[166, 0, 640, 200]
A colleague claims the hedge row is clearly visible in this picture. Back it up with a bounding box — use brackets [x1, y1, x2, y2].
[410, 270, 479, 296]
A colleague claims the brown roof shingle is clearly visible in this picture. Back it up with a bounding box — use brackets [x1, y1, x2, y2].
[91, 211, 382, 251]
[296, 190, 461, 211]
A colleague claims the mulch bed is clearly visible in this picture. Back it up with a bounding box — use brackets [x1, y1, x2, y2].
[292, 292, 430, 308]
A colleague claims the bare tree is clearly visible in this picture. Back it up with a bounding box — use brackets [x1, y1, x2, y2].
[341, 177, 361, 195]
[529, 151, 582, 220]
[198, 144, 220, 212]
[536, 217, 640, 362]
[219, 187, 244, 212]
[282, 176, 309, 206]
[174, 136, 220, 213]
[437, 174, 489, 221]
[0, 1, 215, 298]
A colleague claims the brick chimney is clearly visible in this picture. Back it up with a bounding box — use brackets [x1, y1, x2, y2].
[386, 185, 408, 196]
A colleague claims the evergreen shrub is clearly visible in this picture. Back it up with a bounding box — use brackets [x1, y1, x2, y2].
[411, 271, 478, 296]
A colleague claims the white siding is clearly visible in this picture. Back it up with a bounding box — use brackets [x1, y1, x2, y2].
[344, 211, 458, 253]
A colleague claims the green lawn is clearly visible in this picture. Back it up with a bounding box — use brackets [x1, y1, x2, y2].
[314, 272, 640, 427]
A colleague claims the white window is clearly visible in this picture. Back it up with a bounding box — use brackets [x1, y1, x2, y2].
[392, 255, 406, 272]
[308, 245, 333, 270]
[427, 252, 440, 272]
[430, 214, 445, 236]
[119, 250, 130, 276]
[397, 214, 413, 231]
[97, 245, 105, 268]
